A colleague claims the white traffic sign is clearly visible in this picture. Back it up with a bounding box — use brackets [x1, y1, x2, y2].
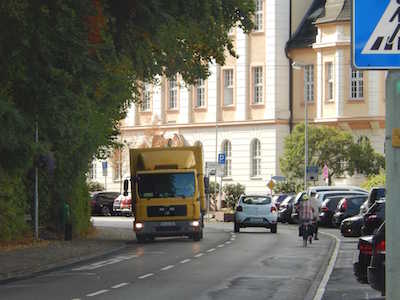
[353, 0, 400, 68]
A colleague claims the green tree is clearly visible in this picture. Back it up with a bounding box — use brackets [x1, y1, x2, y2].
[223, 183, 245, 209]
[361, 172, 386, 191]
[280, 124, 384, 185]
[273, 180, 303, 194]
[0, 0, 255, 238]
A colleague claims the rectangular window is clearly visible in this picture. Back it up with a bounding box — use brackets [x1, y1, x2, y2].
[304, 65, 314, 102]
[195, 79, 205, 107]
[350, 69, 364, 99]
[254, 0, 263, 31]
[141, 84, 151, 111]
[326, 63, 333, 101]
[88, 162, 96, 180]
[168, 77, 177, 109]
[253, 67, 263, 104]
[223, 69, 234, 106]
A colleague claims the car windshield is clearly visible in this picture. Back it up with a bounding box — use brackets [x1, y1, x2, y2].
[138, 172, 195, 198]
[242, 196, 271, 205]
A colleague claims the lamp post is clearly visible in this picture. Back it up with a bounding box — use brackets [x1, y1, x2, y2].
[292, 61, 309, 191]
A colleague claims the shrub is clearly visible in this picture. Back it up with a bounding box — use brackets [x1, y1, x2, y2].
[223, 183, 245, 209]
[88, 181, 104, 192]
[361, 172, 385, 191]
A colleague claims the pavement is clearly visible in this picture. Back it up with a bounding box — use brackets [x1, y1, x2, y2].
[0, 227, 131, 283]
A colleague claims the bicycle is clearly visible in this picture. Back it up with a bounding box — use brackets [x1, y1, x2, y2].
[300, 221, 314, 247]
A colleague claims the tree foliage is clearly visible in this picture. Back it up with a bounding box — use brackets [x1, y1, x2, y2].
[361, 172, 386, 191]
[0, 0, 254, 238]
[280, 124, 385, 185]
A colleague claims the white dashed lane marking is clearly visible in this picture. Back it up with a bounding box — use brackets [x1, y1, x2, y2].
[87, 289, 109, 297]
[194, 253, 204, 258]
[180, 259, 191, 264]
[111, 282, 129, 289]
[206, 248, 216, 253]
[161, 265, 175, 271]
[217, 244, 224, 248]
[138, 273, 154, 279]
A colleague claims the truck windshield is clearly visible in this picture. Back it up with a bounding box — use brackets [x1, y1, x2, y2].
[138, 172, 195, 199]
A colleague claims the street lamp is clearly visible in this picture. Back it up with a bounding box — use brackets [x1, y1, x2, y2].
[292, 61, 309, 191]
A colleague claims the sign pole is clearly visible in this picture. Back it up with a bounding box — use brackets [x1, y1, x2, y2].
[385, 70, 400, 299]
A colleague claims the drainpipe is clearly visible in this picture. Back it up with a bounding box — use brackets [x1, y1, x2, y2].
[285, 0, 294, 133]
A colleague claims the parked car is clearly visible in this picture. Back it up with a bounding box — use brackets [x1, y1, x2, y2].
[362, 199, 385, 236]
[340, 214, 364, 237]
[290, 191, 306, 224]
[113, 194, 132, 216]
[359, 199, 369, 215]
[234, 194, 278, 233]
[368, 222, 385, 296]
[278, 194, 296, 223]
[307, 185, 368, 195]
[318, 196, 345, 227]
[366, 187, 385, 209]
[354, 234, 374, 283]
[315, 190, 368, 204]
[90, 191, 120, 216]
[332, 195, 368, 227]
[273, 193, 292, 210]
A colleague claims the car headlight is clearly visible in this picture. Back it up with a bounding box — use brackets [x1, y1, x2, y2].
[191, 220, 200, 227]
[135, 222, 144, 229]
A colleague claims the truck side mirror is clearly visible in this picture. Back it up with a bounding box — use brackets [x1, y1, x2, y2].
[123, 179, 129, 196]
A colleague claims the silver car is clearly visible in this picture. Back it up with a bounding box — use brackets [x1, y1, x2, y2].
[234, 194, 278, 233]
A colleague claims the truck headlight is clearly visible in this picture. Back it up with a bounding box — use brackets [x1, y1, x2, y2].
[191, 220, 200, 227]
[135, 222, 144, 229]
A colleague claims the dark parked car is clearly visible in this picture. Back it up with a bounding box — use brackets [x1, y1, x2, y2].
[273, 193, 292, 210]
[368, 222, 385, 296]
[366, 187, 385, 209]
[278, 194, 296, 223]
[318, 196, 344, 227]
[340, 214, 364, 237]
[362, 199, 385, 236]
[332, 195, 368, 227]
[90, 191, 119, 216]
[290, 191, 306, 224]
[354, 234, 374, 283]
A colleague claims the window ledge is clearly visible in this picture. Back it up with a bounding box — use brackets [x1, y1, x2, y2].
[347, 98, 365, 103]
[250, 176, 263, 180]
[222, 105, 236, 111]
[250, 103, 265, 108]
[222, 176, 233, 181]
[301, 101, 315, 106]
[251, 30, 264, 35]
[139, 110, 152, 114]
[167, 108, 179, 113]
[193, 107, 207, 112]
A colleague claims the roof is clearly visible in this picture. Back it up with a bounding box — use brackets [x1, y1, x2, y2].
[316, 0, 351, 24]
[286, 0, 325, 49]
[286, 0, 351, 50]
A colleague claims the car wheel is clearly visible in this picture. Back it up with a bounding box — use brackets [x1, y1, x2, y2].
[234, 222, 240, 233]
[101, 206, 111, 216]
[270, 224, 277, 233]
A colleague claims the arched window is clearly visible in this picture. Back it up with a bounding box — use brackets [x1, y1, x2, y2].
[222, 140, 232, 177]
[251, 139, 261, 177]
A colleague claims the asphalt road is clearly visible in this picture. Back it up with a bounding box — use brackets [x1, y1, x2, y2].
[0, 219, 333, 300]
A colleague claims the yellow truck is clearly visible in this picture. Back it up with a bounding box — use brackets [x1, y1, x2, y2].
[123, 146, 207, 242]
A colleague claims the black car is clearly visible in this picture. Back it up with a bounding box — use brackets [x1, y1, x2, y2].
[362, 199, 385, 236]
[366, 187, 385, 208]
[340, 214, 364, 237]
[332, 195, 368, 227]
[90, 191, 120, 216]
[354, 234, 374, 283]
[278, 194, 295, 223]
[273, 193, 292, 210]
[318, 196, 344, 227]
[368, 222, 385, 296]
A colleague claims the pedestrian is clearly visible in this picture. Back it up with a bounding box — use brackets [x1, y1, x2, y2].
[298, 194, 314, 237]
[309, 191, 321, 240]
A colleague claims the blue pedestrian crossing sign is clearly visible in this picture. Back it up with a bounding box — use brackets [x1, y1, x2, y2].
[353, 0, 400, 69]
[218, 153, 226, 165]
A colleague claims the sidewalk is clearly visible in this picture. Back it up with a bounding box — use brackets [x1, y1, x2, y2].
[0, 227, 131, 283]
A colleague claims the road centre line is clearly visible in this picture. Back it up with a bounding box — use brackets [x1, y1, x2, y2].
[206, 248, 216, 253]
[111, 282, 129, 289]
[161, 265, 175, 271]
[225, 241, 231, 244]
[217, 244, 224, 248]
[194, 253, 204, 258]
[86, 289, 109, 297]
[180, 259, 191, 264]
[138, 273, 154, 279]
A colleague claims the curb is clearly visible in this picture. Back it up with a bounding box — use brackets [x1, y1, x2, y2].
[0, 243, 127, 285]
[304, 230, 340, 300]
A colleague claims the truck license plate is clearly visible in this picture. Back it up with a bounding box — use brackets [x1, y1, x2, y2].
[160, 221, 176, 226]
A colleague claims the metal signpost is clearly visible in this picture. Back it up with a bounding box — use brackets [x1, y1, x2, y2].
[353, 1, 400, 297]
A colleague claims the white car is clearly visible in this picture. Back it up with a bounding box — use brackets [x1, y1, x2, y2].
[234, 194, 278, 233]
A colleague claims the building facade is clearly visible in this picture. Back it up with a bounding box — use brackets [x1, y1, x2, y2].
[89, 0, 386, 192]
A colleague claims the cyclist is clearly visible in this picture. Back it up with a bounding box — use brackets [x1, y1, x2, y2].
[298, 194, 314, 246]
[309, 191, 321, 240]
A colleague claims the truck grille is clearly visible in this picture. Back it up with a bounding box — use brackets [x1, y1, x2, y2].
[147, 205, 187, 217]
